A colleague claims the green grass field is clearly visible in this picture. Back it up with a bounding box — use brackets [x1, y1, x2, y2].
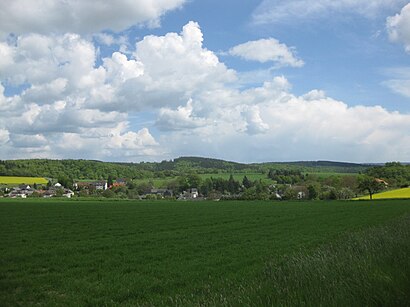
[0, 176, 48, 185]
[0, 199, 409, 305]
[355, 187, 410, 200]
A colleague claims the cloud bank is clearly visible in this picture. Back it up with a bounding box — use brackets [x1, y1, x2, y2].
[0, 0, 186, 38]
[0, 18, 409, 162]
[387, 3, 410, 53]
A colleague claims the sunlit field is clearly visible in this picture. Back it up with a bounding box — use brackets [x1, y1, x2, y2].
[0, 176, 48, 185]
[355, 187, 410, 200]
[1, 199, 409, 305]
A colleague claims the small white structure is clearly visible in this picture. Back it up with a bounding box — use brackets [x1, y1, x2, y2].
[54, 183, 62, 188]
[178, 188, 199, 200]
[297, 191, 306, 199]
[62, 189, 74, 198]
[191, 188, 198, 199]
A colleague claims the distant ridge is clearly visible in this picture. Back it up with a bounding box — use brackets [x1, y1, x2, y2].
[0, 156, 373, 179]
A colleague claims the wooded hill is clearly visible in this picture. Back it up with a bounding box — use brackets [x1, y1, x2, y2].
[0, 157, 370, 180]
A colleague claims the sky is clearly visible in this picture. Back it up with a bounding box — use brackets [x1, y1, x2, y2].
[0, 0, 409, 163]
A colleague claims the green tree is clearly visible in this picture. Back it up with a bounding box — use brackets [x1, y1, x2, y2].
[102, 189, 116, 198]
[242, 176, 252, 189]
[227, 175, 240, 194]
[283, 187, 298, 200]
[358, 175, 384, 200]
[307, 185, 318, 200]
[107, 175, 114, 188]
[58, 176, 73, 189]
[55, 188, 64, 197]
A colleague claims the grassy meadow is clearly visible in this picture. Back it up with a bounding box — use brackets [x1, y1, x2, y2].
[0, 199, 409, 305]
[355, 187, 410, 200]
[0, 176, 48, 186]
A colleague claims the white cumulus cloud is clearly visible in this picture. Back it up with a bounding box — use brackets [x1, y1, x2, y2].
[387, 3, 410, 52]
[0, 21, 409, 162]
[229, 38, 304, 68]
[0, 0, 187, 37]
[156, 99, 209, 131]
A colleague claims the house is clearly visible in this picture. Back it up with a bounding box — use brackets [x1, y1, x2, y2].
[62, 189, 74, 198]
[178, 188, 200, 200]
[8, 190, 28, 198]
[41, 187, 74, 198]
[375, 178, 389, 186]
[19, 184, 31, 190]
[191, 188, 198, 198]
[43, 190, 56, 198]
[297, 191, 306, 199]
[150, 189, 173, 197]
[91, 181, 108, 190]
[74, 181, 108, 191]
[8, 185, 34, 198]
[111, 179, 127, 188]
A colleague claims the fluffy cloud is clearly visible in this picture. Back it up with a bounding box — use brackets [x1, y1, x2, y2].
[157, 99, 209, 131]
[0, 32, 163, 160]
[252, 0, 408, 24]
[229, 38, 304, 68]
[0, 33, 98, 87]
[104, 21, 236, 111]
[0, 0, 186, 37]
[1, 21, 409, 162]
[161, 79, 410, 162]
[387, 3, 410, 52]
[242, 106, 269, 134]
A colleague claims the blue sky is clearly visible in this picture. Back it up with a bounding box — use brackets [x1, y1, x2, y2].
[0, 0, 409, 163]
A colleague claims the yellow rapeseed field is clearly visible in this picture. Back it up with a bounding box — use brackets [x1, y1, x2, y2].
[0, 176, 48, 185]
[355, 187, 410, 200]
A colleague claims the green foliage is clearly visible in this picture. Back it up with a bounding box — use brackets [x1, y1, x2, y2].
[55, 188, 64, 197]
[242, 175, 252, 189]
[0, 158, 369, 182]
[102, 189, 115, 198]
[107, 175, 114, 187]
[366, 162, 410, 188]
[307, 184, 318, 200]
[57, 175, 73, 189]
[268, 169, 305, 184]
[358, 175, 385, 200]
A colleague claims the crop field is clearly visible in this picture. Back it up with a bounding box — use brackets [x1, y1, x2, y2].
[355, 187, 410, 200]
[0, 176, 48, 185]
[0, 199, 409, 305]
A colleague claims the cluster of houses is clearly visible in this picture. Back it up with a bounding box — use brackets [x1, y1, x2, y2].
[6, 183, 74, 199]
[3, 180, 110, 199]
[2, 178, 201, 200]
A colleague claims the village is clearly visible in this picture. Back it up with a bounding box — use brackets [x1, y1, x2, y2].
[2, 179, 203, 201]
